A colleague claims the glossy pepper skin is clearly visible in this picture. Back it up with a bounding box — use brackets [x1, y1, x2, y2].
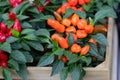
[0, 51, 8, 67]
[9, 12, 16, 20]
[80, 45, 90, 55]
[13, 19, 21, 32]
[9, 0, 23, 8]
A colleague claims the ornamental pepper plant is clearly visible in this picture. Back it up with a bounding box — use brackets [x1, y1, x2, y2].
[0, 0, 119, 80]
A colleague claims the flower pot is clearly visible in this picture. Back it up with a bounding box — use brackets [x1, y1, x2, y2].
[0, 18, 116, 80]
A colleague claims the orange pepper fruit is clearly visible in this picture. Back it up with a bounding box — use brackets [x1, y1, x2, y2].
[71, 43, 81, 53]
[71, 14, 79, 26]
[51, 33, 60, 41]
[61, 3, 70, 14]
[84, 0, 91, 3]
[54, 11, 62, 21]
[78, 0, 86, 5]
[66, 26, 76, 33]
[62, 18, 71, 27]
[80, 45, 90, 55]
[68, 0, 78, 6]
[47, 18, 65, 33]
[76, 30, 87, 38]
[85, 24, 94, 34]
[88, 38, 97, 45]
[77, 19, 87, 30]
[58, 37, 69, 49]
[62, 57, 68, 63]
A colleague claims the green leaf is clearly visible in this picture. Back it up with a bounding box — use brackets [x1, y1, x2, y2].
[51, 60, 64, 76]
[60, 67, 68, 80]
[20, 4, 31, 15]
[64, 51, 80, 64]
[71, 65, 80, 80]
[17, 64, 28, 80]
[63, 8, 74, 18]
[28, 7, 39, 14]
[30, 15, 54, 22]
[11, 29, 20, 37]
[35, 29, 50, 38]
[6, 36, 19, 43]
[89, 43, 104, 60]
[11, 43, 22, 49]
[39, 37, 51, 44]
[21, 42, 31, 51]
[12, 1, 28, 14]
[94, 6, 117, 23]
[37, 53, 54, 66]
[21, 29, 35, 35]
[22, 51, 33, 63]
[0, 1, 9, 7]
[2, 68, 12, 80]
[0, 42, 11, 53]
[6, 20, 14, 28]
[22, 22, 32, 28]
[2, 13, 8, 20]
[80, 56, 92, 66]
[99, 45, 106, 57]
[53, 48, 64, 56]
[11, 50, 27, 63]
[8, 59, 19, 71]
[17, 15, 29, 20]
[23, 33, 37, 41]
[92, 33, 108, 46]
[74, 10, 86, 19]
[68, 33, 74, 47]
[26, 41, 44, 51]
[107, 0, 114, 6]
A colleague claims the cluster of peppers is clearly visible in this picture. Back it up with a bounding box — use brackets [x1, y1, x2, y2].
[56, 0, 91, 14]
[0, 50, 8, 68]
[47, 0, 108, 63]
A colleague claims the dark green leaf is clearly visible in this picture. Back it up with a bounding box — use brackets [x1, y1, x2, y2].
[26, 41, 44, 51]
[2, 13, 8, 20]
[17, 64, 28, 80]
[23, 34, 37, 41]
[21, 29, 35, 35]
[11, 50, 27, 63]
[89, 43, 104, 60]
[6, 20, 14, 28]
[21, 42, 31, 51]
[35, 29, 50, 38]
[60, 67, 68, 80]
[11, 43, 22, 49]
[37, 53, 54, 66]
[74, 10, 86, 19]
[28, 7, 39, 14]
[2, 68, 12, 80]
[53, 48, 64, 56]
[63, 8, 74, 18]
[39, 37, 51, 44]
[6, 36, 19, 43]
[0, 1, 9, 7]
[30, 15, 54, 22]
[22, 22, 32, 28]
[71, 65, 80, 80]
[92, 33, 108, 46]
[94, 6, 117, 23]
[0, 42, 11, 53]
[68, 33, 74, 47]
[12, 1, 28, 14]
[107, 0, 114, 6]
[20, 4, 31, 15]
[51, 60, 64, 76]
[11, 29, 20, 37]
[22, 51, 33, 63]
[8, 59, 19, 71]
[17, 15, 29, 20]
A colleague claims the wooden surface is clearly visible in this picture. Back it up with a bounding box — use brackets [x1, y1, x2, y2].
[0, 18, 115, 80]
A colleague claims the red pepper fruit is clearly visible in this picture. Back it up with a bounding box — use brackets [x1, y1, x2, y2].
[6, 28, 12, 37]
[0, 22, 7, 33]
[9, 12, 16, 20]
[0, 61, 8, 67]
[38, 7, 43, 12]
[0, 33, 6, 42]
[16, 0, 23, 4]
[13, 19, 21, 32]
[0, 51, 8, 61]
